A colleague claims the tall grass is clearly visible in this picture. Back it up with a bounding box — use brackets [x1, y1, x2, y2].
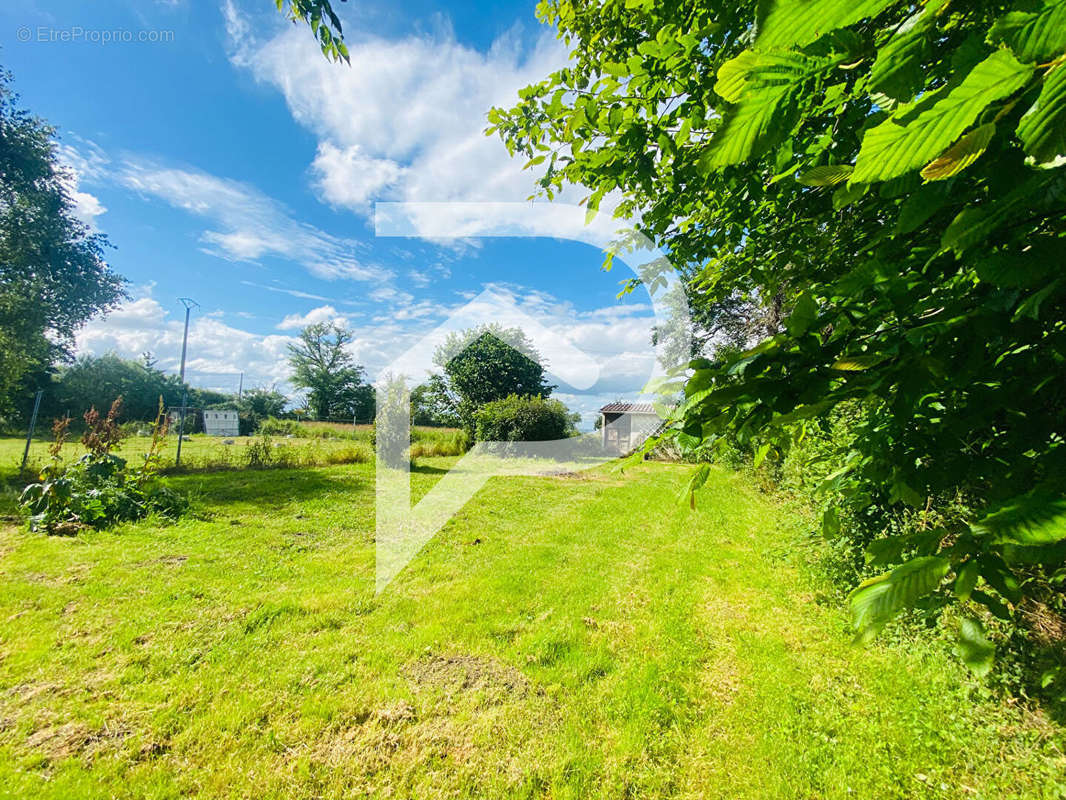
[165, 435, 371, 473]
[409, 427, 470, 458]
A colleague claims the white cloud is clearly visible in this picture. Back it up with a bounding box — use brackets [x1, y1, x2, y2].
[76, 290, 297, 391]
[276, 304, 347, 330]
[225, 5, 571, 213]
[56, 141, 109, 230]
[115, 158, 391, 282]
[311, 142, 404, 212]
[73, 280, 660, 410]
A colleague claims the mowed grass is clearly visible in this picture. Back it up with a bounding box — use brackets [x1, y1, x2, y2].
[0, 458, 1063, 799]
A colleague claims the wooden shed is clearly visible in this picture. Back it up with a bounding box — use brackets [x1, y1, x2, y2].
[599, 402, 661, 453]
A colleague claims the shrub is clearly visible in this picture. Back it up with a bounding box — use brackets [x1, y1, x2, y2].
[20, 400, 186, 534]
[259, 417, 302, 436]
[474, 395, 575, 443]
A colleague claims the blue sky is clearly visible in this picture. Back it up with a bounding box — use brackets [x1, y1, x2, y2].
[1, 0, 665, 424]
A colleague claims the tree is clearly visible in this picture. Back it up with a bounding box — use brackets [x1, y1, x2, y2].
[492, 0, 1066, 669]
[50, 354, 182, 421]
[286, 321, 371, 420]
[431, 325, 554, 433]
[0, 71, 125, 415]
[237, 387, 288, 420]
[410, 377, 461, 427]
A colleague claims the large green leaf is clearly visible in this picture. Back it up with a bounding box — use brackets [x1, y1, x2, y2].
[755, 0, 899, 51]
[850, 556, 950, 642]
[703, 51, 834, 168]
[990, 0, 1066, 63]
[715, 50, 760, 103]
[957, 617, 995, 677]
[971, 491, 1066, 544]
[853, 49, 1033, 184]
[1017, 64, 1066, 165]
[869, 1, 944, 101]
[797, 164, 853, 186]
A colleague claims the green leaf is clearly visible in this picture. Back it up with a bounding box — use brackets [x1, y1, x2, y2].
[954, 559, 979, 601]
[714, 50, 760, 103]
[895, 180, 951, 234]
[978, 555, 1023, 604]
[941, 206, 994, 254]
[1017, 64, 1066, 165]
[989, 1, 1066, 63]
[971, 491, 1066, 544]
[920, 123, 996, 181]
[971, 589, 1011, 619]
[957, 617, 995, 677]
[866, 535, 905, 567]
[797, 164, 853, 186]
[756, 0, 898, 51]
[891, 479, 926, 509]
[679, 464, 711, 509]
[869, 2, 944, 102]
[753, 442, 772, 468]
[974, 239, 1062, 288]
[785, 292, 819, 335]
[822, 506, 840, 538]
[832, 181, 868, 209]
[850, 556, 951, 642]
[853, 50, 1034, 184]
[703, 51, 835, 168]
[830, 354, 884, 370]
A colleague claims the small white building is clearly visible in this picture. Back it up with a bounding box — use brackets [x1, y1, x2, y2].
[599, 402, 661, 454]
[202, 409, 239, 437]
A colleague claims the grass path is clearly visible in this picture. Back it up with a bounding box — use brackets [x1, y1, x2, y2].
[0, 460, 1062, 798]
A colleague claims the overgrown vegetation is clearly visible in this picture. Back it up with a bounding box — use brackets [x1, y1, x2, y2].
[18, 399, 185, 534]
[430, 325, 557, 437]
[493, 0, 1066, 691]
[474, 394, 579, 443]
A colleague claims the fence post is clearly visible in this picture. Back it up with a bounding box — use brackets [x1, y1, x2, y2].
[21, 389, 43, 471]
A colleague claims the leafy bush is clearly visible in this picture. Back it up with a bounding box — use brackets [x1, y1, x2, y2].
[19, 399, 186, 534]
[474, 395, 576, 443]
[258, 417, 302, 436]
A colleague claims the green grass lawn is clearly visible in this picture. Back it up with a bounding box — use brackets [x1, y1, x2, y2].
[0, 458, 1063, 798]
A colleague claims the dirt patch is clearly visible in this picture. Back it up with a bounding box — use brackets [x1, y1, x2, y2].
[131, 554, 188, 569]
[1021, 600, 1066, 646]
[376, 700, 416, 725]
[25, 719, 128, 761]
[403, 655, 532, 701]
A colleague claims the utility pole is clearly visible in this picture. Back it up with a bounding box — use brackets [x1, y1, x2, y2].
[176, 298, 198, 467]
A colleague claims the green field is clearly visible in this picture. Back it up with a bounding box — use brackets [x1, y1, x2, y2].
[0, 425, 467, 492]
[0, 455, 1063, 798]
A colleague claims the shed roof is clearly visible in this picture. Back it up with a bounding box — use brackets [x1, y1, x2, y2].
[599, 402, 658, 415]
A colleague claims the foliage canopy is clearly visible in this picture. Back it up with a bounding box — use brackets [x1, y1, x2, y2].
[491, 0, 1066, 666]
[0, 72, 125, 414]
